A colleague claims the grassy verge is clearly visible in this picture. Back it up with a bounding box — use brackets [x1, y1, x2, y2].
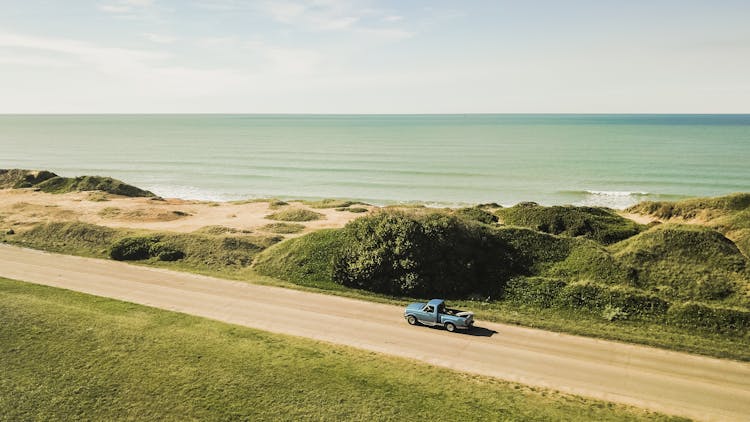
[0, 278, 682, 421]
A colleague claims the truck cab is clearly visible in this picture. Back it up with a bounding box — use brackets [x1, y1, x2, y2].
[404, 299, 474, 332]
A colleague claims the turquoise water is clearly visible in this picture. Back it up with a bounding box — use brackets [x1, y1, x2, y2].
[1, 114, 749, 208]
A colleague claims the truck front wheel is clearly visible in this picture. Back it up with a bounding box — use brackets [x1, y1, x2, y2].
[407, 315, 418, 325]
[445, 322, 456, 332]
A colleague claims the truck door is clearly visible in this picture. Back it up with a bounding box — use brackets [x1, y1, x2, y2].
[422, 305, 437, 324]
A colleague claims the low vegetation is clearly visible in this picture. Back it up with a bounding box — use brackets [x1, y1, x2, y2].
[497, 203, 643, 244]
[3, 186, 750, 360]
[0, 169, 56, 188]
[303, 198, 368, 209]
[265, 208, 324, 222]
[0, 168, 154, 197]
[332, 212, 519, 297]
[8, 221, 280, 271]
[455, 206, 499, 224]
[0, 278, 679, 421]
[260, 222, 306, 234]
[254, 204, 750, 358]
[628, 192, 750, 258]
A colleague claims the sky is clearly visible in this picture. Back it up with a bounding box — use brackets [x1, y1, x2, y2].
[0, 0, 749, 113]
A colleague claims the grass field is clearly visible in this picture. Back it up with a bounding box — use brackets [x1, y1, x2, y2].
[0, 278, 682, 421]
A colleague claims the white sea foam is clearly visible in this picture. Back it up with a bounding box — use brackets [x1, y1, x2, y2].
[584, 190, 650, 197]
[576, 190, 652, 209]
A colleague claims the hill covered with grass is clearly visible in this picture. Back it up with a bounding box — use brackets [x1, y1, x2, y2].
[0, 169, 155, 197]
[628, 193, 750, 258]
[254, 199, 750, 338]
[497, 203, 644, 244]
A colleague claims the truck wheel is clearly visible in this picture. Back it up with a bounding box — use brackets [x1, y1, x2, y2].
[407, 315, 418, 325]
[445, 322, 456, 332]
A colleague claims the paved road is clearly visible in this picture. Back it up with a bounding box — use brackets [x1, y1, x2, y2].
[1, 244, 749, 421]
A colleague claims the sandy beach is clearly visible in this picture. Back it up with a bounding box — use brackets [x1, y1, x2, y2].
[0, 189, 373, 236]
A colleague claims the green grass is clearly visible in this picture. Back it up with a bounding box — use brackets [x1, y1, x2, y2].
[0, 169, 57, 188]
[265, 208, 324, 222]
[260, 222, 306, 234]
[253, 229, 347, 290]
[34, 175, 155, 197]
[7, 221, 280, 272]
[337, 206, 369, 213]
[303, 198, 368, 208]
[628, 192, 750, 258]
[611, 224, 749, 306]
[0, 277, 683, 421]
[497, 203, 643, 244]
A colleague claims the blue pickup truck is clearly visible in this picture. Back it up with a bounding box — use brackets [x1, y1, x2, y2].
[404, 299, 474, 332]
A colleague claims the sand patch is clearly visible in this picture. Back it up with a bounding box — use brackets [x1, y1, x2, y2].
[0, 189, 372, 235]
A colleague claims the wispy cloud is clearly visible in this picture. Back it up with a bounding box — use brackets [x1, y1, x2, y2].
[143, 33, 178, 44]
[98, 0, 154, 14]
[0, 32, 241, 95]
[258, 0, 414, 40]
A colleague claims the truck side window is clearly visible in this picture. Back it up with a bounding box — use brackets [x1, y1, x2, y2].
[424, 305, 434, 313]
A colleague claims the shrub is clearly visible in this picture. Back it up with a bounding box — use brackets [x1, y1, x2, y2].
[304, 199, 367, 209]
[337, 207, 368, 213]
[502, 277, 567, 308]
[455, 207, 499, 224]
[602, 305, 628, 322]
[110, 236, 160, 260]
[667, 302, 750, 335]
[332, 212, 519, 297]
[265, 209, 324, 222]
[269, 200, 289, 209]
[149, 243, 185, 261]
[555, 281, 669, 317]
[261, 223, 305, 234]
[498, 204, 643, 244]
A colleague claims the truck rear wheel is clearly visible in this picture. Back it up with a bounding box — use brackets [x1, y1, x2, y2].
[445, 322, 456, 332]
[407, 315, 418, 325]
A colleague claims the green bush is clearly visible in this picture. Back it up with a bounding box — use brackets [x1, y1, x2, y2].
[110, 236, 160, 260]
[455, 207, 499, 224]
[555, 281, 669, 317]
[332, 212, 519, 297]
[667, 302, 750, 335]
[148, 243, 185, 261]
[498, 204, 643, 244]
[502, 277, 567, 308]
[265, 209, 324, 222]
[494, 227, 573, 273]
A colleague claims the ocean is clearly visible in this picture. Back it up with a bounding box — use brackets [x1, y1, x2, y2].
[1, 114, 749, 209]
